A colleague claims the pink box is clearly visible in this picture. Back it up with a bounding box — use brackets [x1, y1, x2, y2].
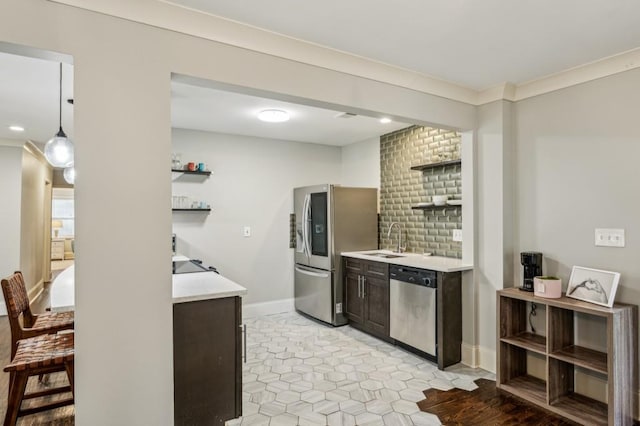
[534, 277, 562, 298]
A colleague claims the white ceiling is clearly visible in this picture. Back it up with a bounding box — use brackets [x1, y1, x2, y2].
[0, 51, 74, 145]
[0, 51, 411, 147]
[4, 0, 640, 146]
[168, 0, 640, 90]
[171, 82, 410, 145]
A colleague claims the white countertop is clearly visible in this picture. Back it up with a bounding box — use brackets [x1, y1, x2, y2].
[172, 271, 247, 304]
[50, 259, 247, 311]
[341, 250, 473, 272]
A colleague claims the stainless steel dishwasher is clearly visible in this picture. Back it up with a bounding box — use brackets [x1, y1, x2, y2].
[389, 265, 437, 357]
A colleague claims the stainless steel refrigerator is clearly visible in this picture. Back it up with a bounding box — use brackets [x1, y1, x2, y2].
[294, 184, 378, 326]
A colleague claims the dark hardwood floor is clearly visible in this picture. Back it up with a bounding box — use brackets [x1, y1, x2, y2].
[419, 378, 580, 425]
[0, 279, 74, 425]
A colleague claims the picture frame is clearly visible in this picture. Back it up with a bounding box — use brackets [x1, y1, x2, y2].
[566, 266, 620, 308]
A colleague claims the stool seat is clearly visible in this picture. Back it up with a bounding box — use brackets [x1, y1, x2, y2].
[4, 333, 74, 373]
[31, 311, 75, 334]
[3, 333, 75, 425]
[1, 271, 74, 359]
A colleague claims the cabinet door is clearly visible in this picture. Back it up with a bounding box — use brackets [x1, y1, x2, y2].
[174, 296, 240, 425]
[363, 275, 390, 339]
[344, 272, 364, 324]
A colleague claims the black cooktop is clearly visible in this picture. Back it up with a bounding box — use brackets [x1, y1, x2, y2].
[172, 260, 211, 274]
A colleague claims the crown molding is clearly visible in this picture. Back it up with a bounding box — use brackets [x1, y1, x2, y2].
[47, 0, 640, 107]
[512, 47, 640, 102]
[0, 138, 25, 148]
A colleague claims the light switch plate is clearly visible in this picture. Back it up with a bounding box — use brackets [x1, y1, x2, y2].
[452, 229, 463, 242]
[243, 226, 251, 237]
[595, 228, 624, 247]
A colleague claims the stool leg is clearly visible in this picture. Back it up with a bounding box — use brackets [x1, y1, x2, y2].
[6, 372, 15, 404]
[65, 362, 74, 397]
[4, 371, 28, 426]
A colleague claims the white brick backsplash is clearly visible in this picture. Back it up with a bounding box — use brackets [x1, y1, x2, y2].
[380, 125, 462, 257]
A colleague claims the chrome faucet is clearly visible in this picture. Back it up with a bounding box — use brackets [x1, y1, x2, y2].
[387, 222, 404, 253]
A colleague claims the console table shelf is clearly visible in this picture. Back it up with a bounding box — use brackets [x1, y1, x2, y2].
[497, 288, 637, 426]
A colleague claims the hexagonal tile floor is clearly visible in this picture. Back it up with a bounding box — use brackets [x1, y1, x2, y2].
[226, 312, 494, 426]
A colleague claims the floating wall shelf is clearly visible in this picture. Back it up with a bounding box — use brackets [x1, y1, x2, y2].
[172, 208, 211, 212]
[411, 203, 461, 210]
[410, 159, 461, 171]
[171, 169, 212, 176]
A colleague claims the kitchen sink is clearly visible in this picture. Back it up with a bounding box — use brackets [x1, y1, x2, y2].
[366, 252, 405, 259]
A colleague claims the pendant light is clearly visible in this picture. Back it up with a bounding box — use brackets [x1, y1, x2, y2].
[44, 63, 74, 168]
[63, 166, 76, 184]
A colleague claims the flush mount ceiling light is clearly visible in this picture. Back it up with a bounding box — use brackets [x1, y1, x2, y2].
[379, 118, 392, 124]
[9, 125, 25, 132]
[44, 63, 74, 168]
[257, 109, 290, 123]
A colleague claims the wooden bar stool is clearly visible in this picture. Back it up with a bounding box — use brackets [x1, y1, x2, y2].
[3, 333, 74, 426]
[1, 271, 74, 359]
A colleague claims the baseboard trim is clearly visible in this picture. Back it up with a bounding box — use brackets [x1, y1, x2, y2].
[28, 279, 44, 305]
[243, 298, 294, 319]
[461, 342, 478, 368]
[461, 343, 496, 373]
[478, 345, 496, 373]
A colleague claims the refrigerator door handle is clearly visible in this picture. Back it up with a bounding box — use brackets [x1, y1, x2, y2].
[295, 265, 330, 278]
[302, 194, 311, 260]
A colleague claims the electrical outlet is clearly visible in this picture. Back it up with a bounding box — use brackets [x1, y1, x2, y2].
[452, 229, 463, 242]
[595, 228, 624, 247]
[243, 226, 251, 237]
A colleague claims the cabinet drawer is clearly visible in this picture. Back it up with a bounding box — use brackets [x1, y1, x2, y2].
[364, 261, 388, 279]
[51, 241, 65, 260]
[344, 257, 364, 273]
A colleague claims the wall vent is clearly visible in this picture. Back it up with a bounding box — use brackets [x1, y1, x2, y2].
[335, 112, 357, 119]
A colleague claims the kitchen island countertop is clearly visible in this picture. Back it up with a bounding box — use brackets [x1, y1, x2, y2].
[341, 250, 473, 272]
[51, 260, 247, 311]
[172, 270, 247, 304]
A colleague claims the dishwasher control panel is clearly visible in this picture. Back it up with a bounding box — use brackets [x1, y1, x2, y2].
[389, 265, 436, 288]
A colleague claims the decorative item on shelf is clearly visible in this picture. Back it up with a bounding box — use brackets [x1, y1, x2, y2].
[520, 252, 542, 292]
[533, 276, 562, 298]
[566, 266, 620, 307]
[172, 153, 182, 170]
[52, 220, 63, 237]
[187, 162, 197, 171]
[44, 63, 74, 168]
[432, 195, 448, 206]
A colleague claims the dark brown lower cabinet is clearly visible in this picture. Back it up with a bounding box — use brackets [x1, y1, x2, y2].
[344, 258, 390, 341]
[173, 296, 243, 425]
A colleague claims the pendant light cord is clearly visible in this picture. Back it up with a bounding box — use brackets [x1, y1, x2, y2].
[56, 63, 67, 138]
[58, 62, 62, 131]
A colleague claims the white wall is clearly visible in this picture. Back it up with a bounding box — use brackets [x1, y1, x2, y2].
[340, 137, 380, 189]
[0, 0, 479, 422]
[473, 100, 515, 371]
[0, 142, 23, 315]
[20, 144, 51, 297]
[514, 67, 640, 350]
[172, 129, 341, 305]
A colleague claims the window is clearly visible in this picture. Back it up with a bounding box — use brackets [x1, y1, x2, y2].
[52, 188, 74, 237]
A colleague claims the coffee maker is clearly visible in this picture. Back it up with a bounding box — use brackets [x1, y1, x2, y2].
[520, 252, 542, 292]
